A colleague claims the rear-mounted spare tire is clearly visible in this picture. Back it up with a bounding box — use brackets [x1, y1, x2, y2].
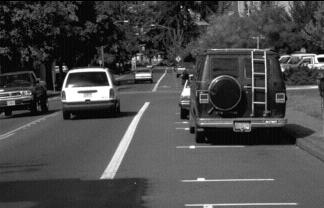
[208, 75, 242, 111]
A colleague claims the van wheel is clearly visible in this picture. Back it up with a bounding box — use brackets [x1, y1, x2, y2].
[63, 111, 70, 120]
[180, 108, 187, 119]
[4, 110, 12, 116]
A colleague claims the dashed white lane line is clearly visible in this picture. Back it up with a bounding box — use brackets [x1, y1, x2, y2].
[100, 102, 150, 179]
[185, 202, 298, 207]
[175, 121, 189, 124]
[176, 145, 245, 149]
[0, 112, 59, 141]
[152, 70, 167, 92]
[182, 178, 275, 182]
[176, 127, 189, 130]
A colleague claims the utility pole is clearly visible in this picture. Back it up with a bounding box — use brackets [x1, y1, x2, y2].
[252, 35, 265, 49]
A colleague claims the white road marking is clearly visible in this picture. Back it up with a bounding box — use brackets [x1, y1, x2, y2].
[185, 203, 298, 207]
[176, 145, 245, 149]
[100, 102, 150, 179]
[0, 112, 59, 141]
[176, 127, 189, 130]
[152, 70, 167, 92]
[175, 121, 189, 124]
[182, 178, 275, 182]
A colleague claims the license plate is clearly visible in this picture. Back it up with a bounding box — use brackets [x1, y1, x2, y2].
[83, 93, 92, 98]
[7, 100, 15, 106]
[233, 121, 251, 132]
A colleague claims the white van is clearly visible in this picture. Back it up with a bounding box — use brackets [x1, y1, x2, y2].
[61, 67, 120, 119]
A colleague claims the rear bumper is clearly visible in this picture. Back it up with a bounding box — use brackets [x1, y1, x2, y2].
[135, 76, 152, 80]
[196, 118, 287, 128]
[179, 100, 190, 110]
[62, 100, 117, 112]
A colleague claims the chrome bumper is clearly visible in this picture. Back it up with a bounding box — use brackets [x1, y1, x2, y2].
[196, 118, 287, 128]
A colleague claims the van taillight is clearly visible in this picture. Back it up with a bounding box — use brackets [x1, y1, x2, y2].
[275, 93, 285, 103]
[61, 91, 66, 100]
[109, 88, 115, 99]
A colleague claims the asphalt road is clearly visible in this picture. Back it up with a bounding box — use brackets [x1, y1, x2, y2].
[0, 69, 324, 208]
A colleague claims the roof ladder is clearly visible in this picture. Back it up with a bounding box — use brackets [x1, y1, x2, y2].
[251, 50, 270, 117]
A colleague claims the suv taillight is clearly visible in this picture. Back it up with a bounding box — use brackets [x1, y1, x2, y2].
[199, 93, 209, 104]
[275, 93, 285, 103]
[109, 88, 115, 99]
[61, 91, 66, 100]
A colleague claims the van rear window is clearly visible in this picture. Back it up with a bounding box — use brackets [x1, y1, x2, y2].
[210, 57, 238, 77]
[65, 72, 109, 88]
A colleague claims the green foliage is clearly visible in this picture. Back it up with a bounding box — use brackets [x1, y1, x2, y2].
[303, 3, 324, 49]
[283, 66, 319, 85]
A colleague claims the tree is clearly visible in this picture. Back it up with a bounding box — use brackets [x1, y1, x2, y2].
[303, 4, 324, 51]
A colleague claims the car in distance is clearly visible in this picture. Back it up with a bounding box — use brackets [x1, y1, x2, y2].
[134, 67, 153, 83]
[179, 79, 191, 119]
[175, 66, 186, 78]
[61, 67, 120, 119]
[0, 71, 48, 116]
[190, 48, 287, 143]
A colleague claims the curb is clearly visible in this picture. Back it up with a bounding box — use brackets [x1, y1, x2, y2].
[297, 135, 324, 162]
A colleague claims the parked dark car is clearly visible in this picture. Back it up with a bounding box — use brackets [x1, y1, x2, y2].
[0, 71, 48, 116]
[189, 49, 287, 143]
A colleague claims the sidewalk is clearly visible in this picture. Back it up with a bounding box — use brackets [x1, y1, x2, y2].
[285, 102, 324, 162]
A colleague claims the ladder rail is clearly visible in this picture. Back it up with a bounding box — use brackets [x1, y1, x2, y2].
[250, 50, 269, 117]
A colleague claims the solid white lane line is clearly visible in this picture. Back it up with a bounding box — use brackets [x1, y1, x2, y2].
[176, 145, 245, 149]
[0, 133, 15, 141]
[0, 112, 59, 141]
[182, 178, 275, 182]
[100, 102, 150, 179]
[152, 70, 167, 92]
[185, 203, 298, 207]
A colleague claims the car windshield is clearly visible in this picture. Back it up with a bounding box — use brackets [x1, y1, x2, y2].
[0, 73, 32, 88]
[279, 57, 290, 64]
[288, 56, 302, 64]
[65, 72, 109, 88]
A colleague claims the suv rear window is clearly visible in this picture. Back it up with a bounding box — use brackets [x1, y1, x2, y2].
[209, 57, 238, 78]
[244, 59, 270, 78]
[65, 72, 109, 88]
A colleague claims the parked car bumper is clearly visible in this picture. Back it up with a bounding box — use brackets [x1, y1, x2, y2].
[0, 96, 33, 111]
[179, 99, 190, 110]
[62, 100, 118, 112]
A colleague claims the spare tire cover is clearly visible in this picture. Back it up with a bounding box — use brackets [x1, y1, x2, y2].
[208, 75, 242, 111]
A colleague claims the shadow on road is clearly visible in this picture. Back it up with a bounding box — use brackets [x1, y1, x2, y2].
[0, 178, 147, 208]
[204, 127, 298, 145]
[72, 111, 138, 120]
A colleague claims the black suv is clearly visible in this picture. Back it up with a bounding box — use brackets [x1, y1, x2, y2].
[189, 49, 287, 143]
[0, 71, 48, 116]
